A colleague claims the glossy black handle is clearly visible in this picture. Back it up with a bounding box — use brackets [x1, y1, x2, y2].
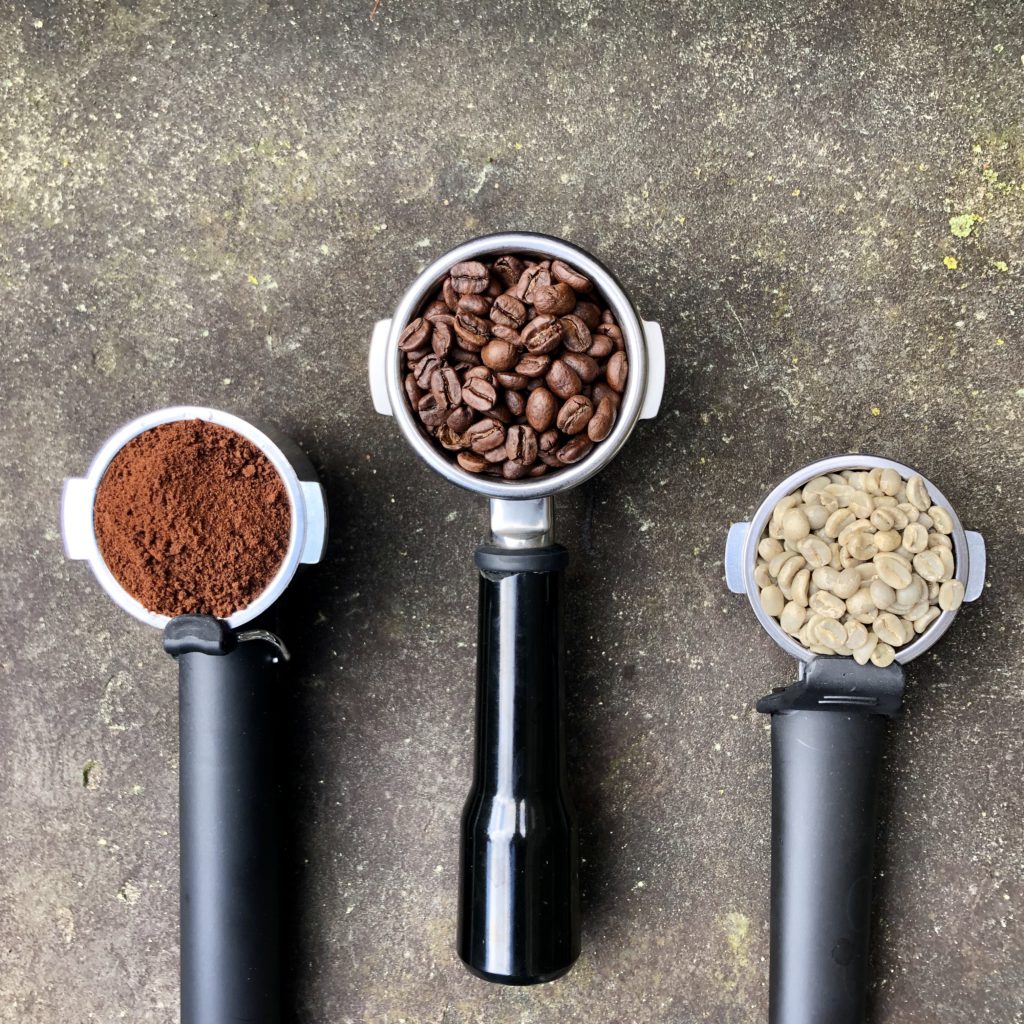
[767, 708, 886, 1024]
[166, 616, 282, 1024]
[457, 545, 580, 985]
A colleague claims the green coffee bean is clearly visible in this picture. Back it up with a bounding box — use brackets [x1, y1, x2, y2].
[798, 536, 831, 568]
[912, 549, 944, 583]
[928, 505, 954, 534]
[760, 585, 785, 617]
[853, 632, 879, 665]
[845, 620, 869, 651]
[870, 508, 895, 531]
[791, 568, 811, 608]
[938, 579, 965, 611]
[777, 554, 806, 589]
[758, 537, 783, 560]
[780, 601, 806, 634]
[902, 523, 928, 554]
[870, 642, 896, 668]
[803, 503, 829, 530]
[869, 579, 895, 609]
[847, 588, 876, 618]
[832, 568, 861, 600]
[815, 617, 847, 649]
[810, 591, 846, 619]
[880, 469, 901, 496]
[873, 612, 904, 646]
[875, 552, 913, 589]
[824, 508, 855, 539]
[782, 508, 811, 542]
[874, 529, 901, 552]
[906, 474, 930, 511]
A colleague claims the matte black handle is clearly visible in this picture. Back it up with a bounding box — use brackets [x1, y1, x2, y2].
[758, 659, 905, 1024]
[457, 545, 580, 985]
[166, 615, 283, 1024]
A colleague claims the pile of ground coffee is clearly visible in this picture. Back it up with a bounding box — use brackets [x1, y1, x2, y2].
[93, 419, 291, 618]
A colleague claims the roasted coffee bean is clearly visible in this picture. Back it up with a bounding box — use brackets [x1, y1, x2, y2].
[533, 282, 577, 316]
[556, 394, 594, 435]
[492, 254, 525, 289]
[484, 442, 509, 462]
[588, 334, 614, 359]
[502, 460, 528, 480]
[546, 359, 582, 399]
[463, 377, 498, 411]
[417, 393, 447, 429]
[454, 310, 491, 348]
[442, 278, 458, 311]
[457, 451, 488, 473]
[450, 260, 489, 294]
[516, 353, 551, 378]
[526, 387, 558, 431]
[447, 405, 474, 434]
[490, 324, 523, 346]
[606, 351, 629, 392]
[450, 346, 482, 367]
[465, 418, 506, 453]
[495, 371, 529, 390]
[490, 293, 528, 329]
[481, 339, 519, 371]
[399, 317, 431, 351]
[505, 390, 526, 417]
[488, 404, 513, 425]
[423, 300, 449, 320]
[413, 353, 441, 389]
[552, 259, 592, 292]
[404, 374, 424, 407]
[517, 266, 551, 303]
[559, 314, 592, 353]
[561, 351, 599, 383]
[588, 396, 617, 441]
[593, 381, 621, 407]
[506, 424, 539, 466]
[573, 300, 602, 329]
[600, 308, 615, 324]
[486, 278, 504, 298]
[430, 367, 462, 410]
[436, 424, 465, 450]
[556, 436, 593, 465]
[457, 293, 492, 317]
[523, 315, 564, 354]
[529, 464, 549, 477]
[465, 365, 494, 382]
[430, 320, 453, 359]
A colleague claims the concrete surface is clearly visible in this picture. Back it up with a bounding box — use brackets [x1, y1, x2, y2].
[1, 1, 1022, 1021]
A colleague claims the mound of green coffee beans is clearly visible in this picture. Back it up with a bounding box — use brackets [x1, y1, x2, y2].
[756, 467, 965, 666]
[399, 254, 628, 479]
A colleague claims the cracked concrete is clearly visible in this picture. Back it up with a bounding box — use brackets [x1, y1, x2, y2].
[1, 1, 1022, 1022]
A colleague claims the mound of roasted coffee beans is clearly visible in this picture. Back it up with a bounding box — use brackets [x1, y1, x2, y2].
[756, 467, 964, 667]
[399, 254, 628, 479]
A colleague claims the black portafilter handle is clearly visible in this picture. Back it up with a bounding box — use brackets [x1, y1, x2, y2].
[757, 657, 906, 1024]
[457, 544, 580, 985]
[164, 614, 285, 1024]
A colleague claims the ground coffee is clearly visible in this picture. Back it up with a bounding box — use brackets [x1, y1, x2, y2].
[93, 419, 291, 618]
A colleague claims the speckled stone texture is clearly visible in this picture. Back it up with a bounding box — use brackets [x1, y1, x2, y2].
[1, 1, 1022, 1022]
